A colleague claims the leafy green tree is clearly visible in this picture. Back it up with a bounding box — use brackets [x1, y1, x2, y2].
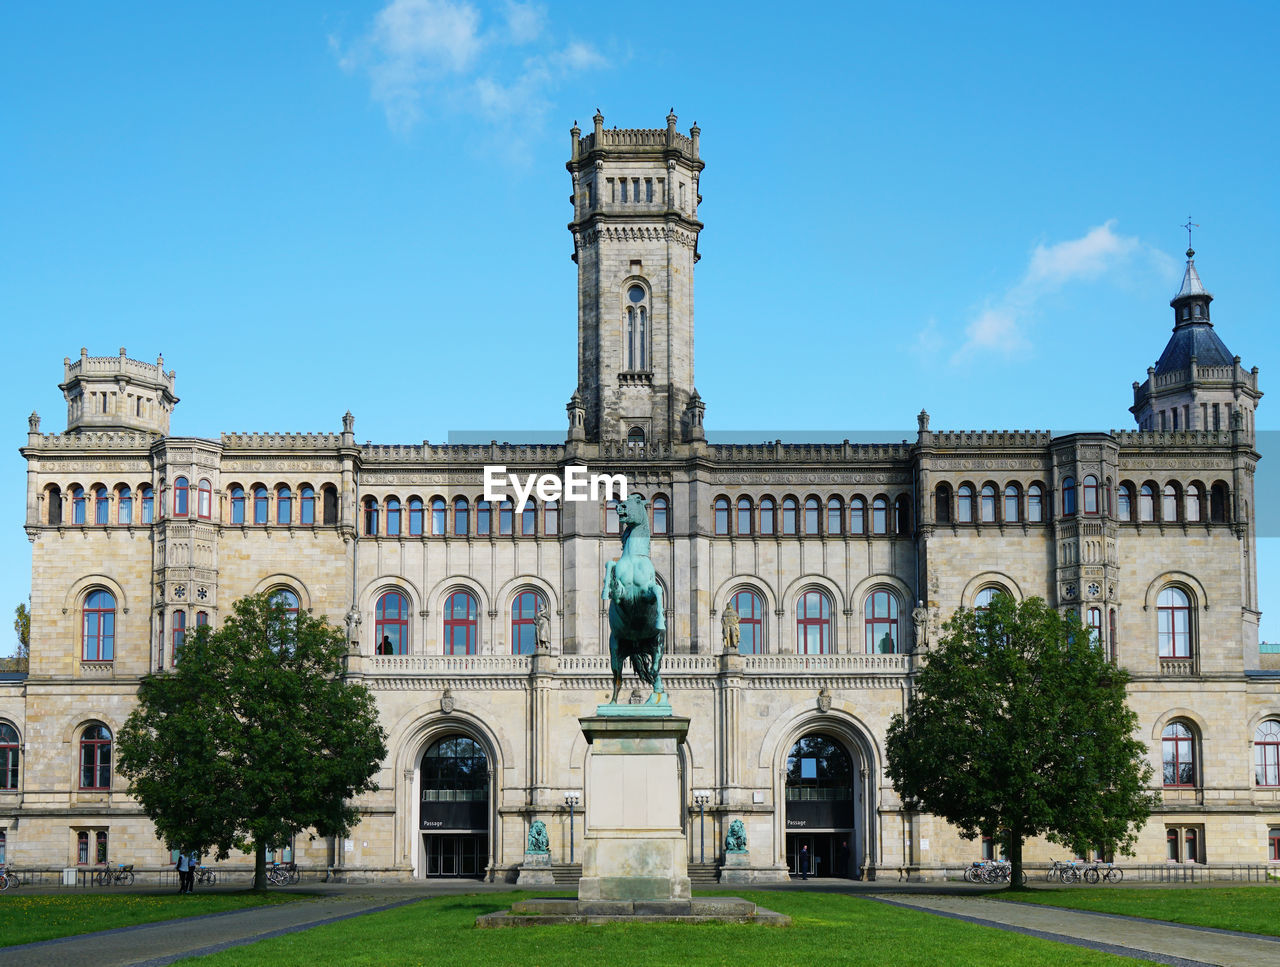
[13, 602, 29, 659]
[117, 593, 388, 889]
[885, 594, 1156, 887]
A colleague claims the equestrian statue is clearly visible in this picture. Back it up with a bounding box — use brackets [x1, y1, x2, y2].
[601, 493, 667, 705]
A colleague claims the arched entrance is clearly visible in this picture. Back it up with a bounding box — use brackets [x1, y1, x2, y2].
[784, 733, 859, 878]
[418, 735, 488, 878]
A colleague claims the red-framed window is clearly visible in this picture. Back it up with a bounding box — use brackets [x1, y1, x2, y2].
[117, 486, 132, 524]
[299, 485, 315, 525]
[196, 610, 208, 629]
[730, 589, 764, 655]
[872, 497, 888, 535]
[173, 477, 189, 517]
[957, 485, 974, 523]
[545, 499, 560, 536]
[1162, 722, 1195, 787]
[431, 497, 446, 536]
[78, 830, 89, 864]
[443, 591, 478, 655]
[864, 590, 898, 653]
[714, 497, 730, 535]
[455, 497, 470, 536]
[229, 486, 244, 524]
[974, 587, 1002, 611]
[649, 496, 667, 535]
[498, 500, 514, 536]
[804, 497, 820, 535]
[277, 486, 292, 525]
[736, 497, 752, 535]
[475, 500, 491, 536]
[1140, 484, 1156, 521]
[1184, 828, 1199, 863]
[172, 610, 186, 664]
[363, 497, 379, 536]
[979, 485, 996, 523]
[1061, 477, 1076, 516]
[797, 590, 831, 655]
[72, 486, 86, 525]
[758, 497, 775, 535]
[82, 589, 116, 661]
[96, 831, 108, 864]
[1117, 484, 1133, 520]
[511, 590, 544, 655]
[80, 725, 112, 790]
[94, 486, 109, 525]
[375, 590, 409, 655]
[521, 500, 536, 536]
[407, 496, 423, 536]
[253, 486, 269, 525]
[1087, 606, 1103, 647]
[386, 497, 401, 536]
[781, 497, 798, 535]
[604, 499, 619, 535]
[1157, 587, 1191, 657]
[827, 497, 842, 535]
[197, 479, 212, 519]
[1163, 484, 1179, 522]
[0, 722, 18, 789]
[1255, 721, 1280, 787]
[849, 497, 865, 534]
[1270, 829, 1280, 862]
[1083, 475, 1099, 514]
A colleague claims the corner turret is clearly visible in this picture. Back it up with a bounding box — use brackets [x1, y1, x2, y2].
[59, 347, 178, 435]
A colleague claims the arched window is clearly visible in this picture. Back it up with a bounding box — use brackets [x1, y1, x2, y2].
[443, 591, 478, 655]
[974, 586, 1003, 611]
[781, 497, 798, 535]
[934, 484, 951, 524]
[454, 497, 470, 536]
[1062, 477, 1076, 516]
[545, 499, 560, 536]
[421, 735, 487, 804]
[1162, 722, 1196, 787]
[499, 499, 514, 536]
[603, 499, 618, 535]
[625, 284, 648, 370]
[803, 497, 821, 535]
[1082, 475, 1098, 514]
[511, 590, 544, 655]
[786, 735, 852, 809]
[730, 589, 764, 655]
[714, 497, 730, 535]
[1157, 587, 1191, 658]
[1255, 721, 1280, 787]
[363, 496, 379, 536]
[627, 426, 645, 449]
[957, 485, 974, 524]
[796, 590, 831, 655]
[1004, 484, 1020, 523]
[1185, 484, 1202, 522]
[385, 497, 401, 536]
[408, 497, 423, 536]
[871, 497, 888, 535]
[82, 589, 115, 661]
[737, 497, 753, 535]
[1140, 484, 1155, 522]
[269, 588, 299, 622]
[651, 496, 668, 535]
[253, 486, 269, 525]
[521, 499, 537, 536]
[980, 485, 997, 523]
[171, 610, 186, 664]
[375, 590, 409, 655]
[46, 484, 62, 525]
[80, 725, 112, 790]
[94, 486, 109, 525]
[759, 497, 776, 535]
[277, 486, 292, 525]
[322, 485, 338, 525]
[864, 590, 899, 654]
[1027, 484, 1043, 523]
[475, 500, 491, 536]
[0, 722, 18, 790]
[1117, 483, 1133, 521]
[299, 485, 315, 525]
[229, 486, 245, 524]
[1087, 606, 1103, 647]
[196, 610, 208, 629]
[895, 494, 911, 535]
[848, 497, 865, 534]
[827, 497, 842, 535]
[1162, 484, 1179, 522]
[196, 478, 212, 519]
[173, 477, 189, 517]
[1210, 482, 1229, 523]
[430, 497, 447, 536]
[72, 486, 86, 525]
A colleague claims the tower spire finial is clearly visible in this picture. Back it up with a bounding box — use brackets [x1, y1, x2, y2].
[1182, 216, 1199, 257]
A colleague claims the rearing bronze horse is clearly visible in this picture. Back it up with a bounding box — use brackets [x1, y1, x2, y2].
[601, 493, 666, 704]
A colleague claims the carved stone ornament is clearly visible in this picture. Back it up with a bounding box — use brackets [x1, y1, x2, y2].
[817, 687, 832, 713]
[440, 688, 455, 714]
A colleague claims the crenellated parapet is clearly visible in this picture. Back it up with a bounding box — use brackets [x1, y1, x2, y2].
[222, 431, 345, 450]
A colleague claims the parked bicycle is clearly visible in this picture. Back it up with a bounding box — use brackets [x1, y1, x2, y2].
[963, 861, 1026, 885]
[94, 864, 135, 886]
[0, 865, 20, 891]
[195, 866, 217, 886]
[267, 862, 299, 886]
[1084, 862, 1124, 883]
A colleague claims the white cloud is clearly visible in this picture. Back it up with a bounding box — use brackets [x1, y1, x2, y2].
[336, 0, 606, 139]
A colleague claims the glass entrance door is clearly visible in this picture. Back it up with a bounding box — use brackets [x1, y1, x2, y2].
[423, 833, 486, 878]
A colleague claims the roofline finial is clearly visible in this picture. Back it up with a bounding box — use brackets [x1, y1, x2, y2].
[1182, 216, 1199, 258]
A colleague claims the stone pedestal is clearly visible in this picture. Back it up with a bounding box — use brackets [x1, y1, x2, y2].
[577, 714, 690, 902]
[718, 850, 791, 885]
[516, 851, 554, 886]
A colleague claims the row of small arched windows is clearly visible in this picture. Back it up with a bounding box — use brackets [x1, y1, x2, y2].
[935, 478, 1232, 525]
[41, 480, 343, 527]
[361, 496, 562, 538]
[372, 588, 546, 656]
[713, 495, 911, 537]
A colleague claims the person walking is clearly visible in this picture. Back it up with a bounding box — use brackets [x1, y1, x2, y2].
[798, 844, 810, 881]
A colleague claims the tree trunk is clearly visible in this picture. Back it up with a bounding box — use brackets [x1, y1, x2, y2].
[253, 840, 267, 891]
[1008, 827, 1024, 890]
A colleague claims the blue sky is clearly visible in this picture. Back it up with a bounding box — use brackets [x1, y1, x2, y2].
[2, 1, 1276, 650]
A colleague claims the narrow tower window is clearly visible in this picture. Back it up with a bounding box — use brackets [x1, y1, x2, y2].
[626, 284, 649, 370]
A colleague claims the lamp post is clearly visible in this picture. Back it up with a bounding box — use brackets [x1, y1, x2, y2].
[693, 792, 710, 864]
[564, 792, 580, 864]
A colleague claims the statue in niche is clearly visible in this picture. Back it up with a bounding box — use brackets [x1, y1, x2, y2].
[527, 820, 549, 854]
[721, 601, 740, 653]
[912, 603, 928, 649]
[534, 605, 552, 652]
[725, 819, 747, 853]
[602, 494, 666, 704]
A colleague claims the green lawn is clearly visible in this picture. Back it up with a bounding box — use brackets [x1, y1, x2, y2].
[171, 891, 1159, 966]
[1001, 886, 1280, 936]
[0, 891, 305, 947]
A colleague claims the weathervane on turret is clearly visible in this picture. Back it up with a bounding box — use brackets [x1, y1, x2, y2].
[1182, 216, 1199, 255]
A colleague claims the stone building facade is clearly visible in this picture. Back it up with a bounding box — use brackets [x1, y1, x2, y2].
[0, 113, 1272, 881]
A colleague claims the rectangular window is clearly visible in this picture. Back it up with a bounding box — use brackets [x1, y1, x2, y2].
[0, 829, 5, 864]
[78, 831, 89, 864]
[521, 503, 536, 536]
[476, 502, 491, 536]
[620, 178, 627, 202]
[265, 841, 294, 864]
[499, 501, 513, 536]
[1270, 829, 1280, 863]
[544, 501, 559, 536]
[96, 830, 108, 865]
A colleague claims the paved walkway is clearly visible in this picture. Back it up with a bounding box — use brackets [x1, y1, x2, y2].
[873, 894, 1280, 967]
